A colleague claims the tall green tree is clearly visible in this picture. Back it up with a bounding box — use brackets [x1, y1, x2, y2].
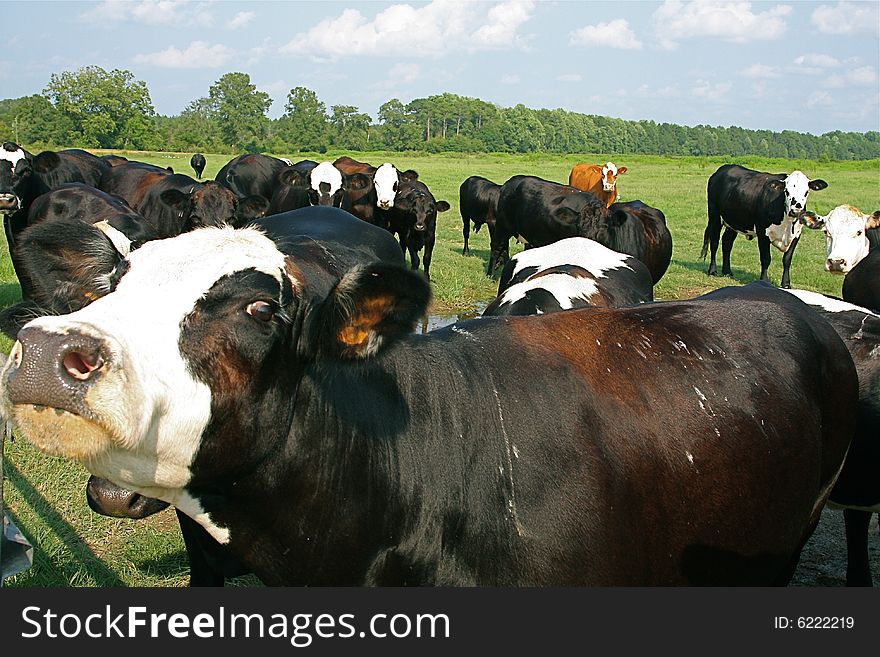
[330, 105, 372, 150]
[207, 72, 272, 152]
[280, 86, 329, 152]
[376, 99, 421, 150]
[0, 95, 71, 147]
[43, 66, 159, 149]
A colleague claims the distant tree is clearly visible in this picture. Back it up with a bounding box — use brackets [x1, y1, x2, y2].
[376, 99, 421, 150]
[279, 86, 329, 152]
[207, 72, 272, 152]
[330, 104, 372, 150]
[43, 66, 159, 149]
[0, 95, 70, 147]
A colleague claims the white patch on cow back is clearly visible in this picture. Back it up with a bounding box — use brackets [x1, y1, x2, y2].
[374, 163, 399, 209]
[93, 221, 133, 257]
[509, 237, 631, 281]
[16, 227, 291, 496]
[784, 288, 879, 316]
[498, 273, 600, 310]
[310, 161, 342, 195]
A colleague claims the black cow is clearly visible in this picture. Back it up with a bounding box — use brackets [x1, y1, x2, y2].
[216, 153, 290, 200]
[0, 183, 157, 338]
[490, 175, 670, 283]
[459, 175, 501, 256]
[190, 153, 206, 179]
[78, 206, 406, 586]
[843, 248, 880, 313]
[701, 164, 828, 289]
[100, 154, 129, 167]
[384, 179, 450, 279]
[1, 237, 858, 587]
[267, 161, 372, 218]
[100, 162, 267, 238]
[483, 237, 653, 316]
[780, 288, 880, 586]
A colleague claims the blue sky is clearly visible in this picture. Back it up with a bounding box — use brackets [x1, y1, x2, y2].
[2, 0, 878, 135]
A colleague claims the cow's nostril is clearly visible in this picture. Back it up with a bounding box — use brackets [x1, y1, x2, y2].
[62, 349, 104, 381]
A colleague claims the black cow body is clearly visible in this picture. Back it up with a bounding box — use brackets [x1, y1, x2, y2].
[384, 179, 450, 279]
[100, 162, 267, 237]
[701, 164, 828, 289]
[483, 237, 653, 316]
[843, 249, 880, 313]
[491, 175, 670, 283]
[190, 153, 206, 179]
[0, 183, 157, 338]
[1, 234, 858, 589]
[459, 175, 501, 256]
[216, 153, 290, 200]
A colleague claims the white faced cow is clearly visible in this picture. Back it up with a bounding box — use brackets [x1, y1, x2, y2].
[802, 204, 880, 274]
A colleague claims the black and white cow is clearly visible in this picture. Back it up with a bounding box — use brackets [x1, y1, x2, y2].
[459, 175, 501, 256]
[701, 164, 828, 288]
[779, 288, 880, 586]
[482, 237, 653, 316]
[800, 204, 880, 274]
[0, 229, 858, 588]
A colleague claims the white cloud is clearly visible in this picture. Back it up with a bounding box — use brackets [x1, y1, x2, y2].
[807, 91, 833, 108]
[501, 73, 521, 85]
[280, 1, 535, 60]
[570, 18, 643, 50]
[227, 11, 255, 30]
[372, 63, 422, 90]
[83, 0, 213, 26]
[133, 41, 234, 69]
[740, 64, 780, 78]
[556, 73, 582, 82]
[691, 79, 733, 101]
[823, 66, 879, 88]
[793, 54, 841, 69]
[635, 84, 681, 98]
[811, 1, 880, 35]
[653, 1, 791, 49]
[258, 80, 287, 96]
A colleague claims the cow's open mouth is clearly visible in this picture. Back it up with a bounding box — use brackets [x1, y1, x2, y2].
[9, 403, 114, 460]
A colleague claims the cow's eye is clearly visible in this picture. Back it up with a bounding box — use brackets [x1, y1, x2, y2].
[245, 300, 274, 322]
[856, 230, 863, 237]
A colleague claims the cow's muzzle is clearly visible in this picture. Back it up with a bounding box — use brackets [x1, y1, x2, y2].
[0, 193, 20, 212]
[826, 258, 848, 274]
[86, 476, 169, 519]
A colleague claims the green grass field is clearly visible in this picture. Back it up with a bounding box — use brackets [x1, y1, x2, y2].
[2, 150, 878, 587]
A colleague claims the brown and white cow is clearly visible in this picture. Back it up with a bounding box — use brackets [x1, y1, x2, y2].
[568, 161, 627, 208]
[801, 204, 880, 274]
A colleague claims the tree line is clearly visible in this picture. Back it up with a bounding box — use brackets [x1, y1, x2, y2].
[1, 66, 877, 160]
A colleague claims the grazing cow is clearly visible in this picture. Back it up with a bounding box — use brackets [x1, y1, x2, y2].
[482, 237, 653, 316]
[568, 162, 627, 208]
[800, 205, 880, 274]
[100, 161, 267, 237]
[78, 206, 405, 586]
[385, 179, 450, 279]
[190, 153, 206, 179]
[215, 153, 290, 200]
[490, 175, 671, 283]
[843, 248, 880, 313]
[779, 288, 880, 586]
[0, 184, 158, 338]
[701, 164, 828, 289]
[459, 175, 501, 256]
[0, 232, 858, 590]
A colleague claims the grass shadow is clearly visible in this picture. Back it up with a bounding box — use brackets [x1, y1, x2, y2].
[675, 258, 763, 285]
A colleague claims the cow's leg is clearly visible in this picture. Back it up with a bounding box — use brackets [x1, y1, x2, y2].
[779, 235, 799, 289]
[423, 236, 434, 280]
[720, 227, 737, 277]
[408, 244, 421, 272]
[462, 216, 471, 256]
[703, 201, 722, 276]
[756, 234, 772, 282]
[177, 510, 226, 587]
[487, 233, 510, 277]
[844, 509, 873, 586]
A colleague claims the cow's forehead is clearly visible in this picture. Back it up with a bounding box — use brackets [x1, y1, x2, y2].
[0, 146, 26, 169]
[374, 163, 398, 185]
[824, 205, 866, 230]
[784, 170, 810, 195]
[310, 162, 342, 192]
[117, 226, 289, 297]
[603, 162, 617, 176]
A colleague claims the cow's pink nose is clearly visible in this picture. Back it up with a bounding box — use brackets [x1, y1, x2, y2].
[62, 349, 104, 381]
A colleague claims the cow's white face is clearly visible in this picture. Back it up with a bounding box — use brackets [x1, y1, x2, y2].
[0, 145, 28, 214]
[782, 170, 811, 218]
[310, 161, 343, 202]
[601, 162, 618, 192]
[0, 227, 290, 539]
[814, 205, 880, 274]
[374, 163, 399, 210]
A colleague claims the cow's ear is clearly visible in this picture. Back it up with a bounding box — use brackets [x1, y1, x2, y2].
[435, 200, 450, 213]
[279, 168, 308, 187]
[309, 263, 430, 360]
[809, 179, 828, 191]
[235, 195, 269, 226]
[345, 172, 371, 191]
[866, 211, 880, 230]
[767, 180, 785, 192]
[800, 211, 825, 229]
[159, 188, 189, 212]
[606, 208, 629, 227]
[617, 167, 628, 174]
[400, 169, 419, 182]
[31, 151, 61, 174]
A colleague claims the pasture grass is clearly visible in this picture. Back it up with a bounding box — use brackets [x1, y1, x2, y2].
[1, 150, 878, 587]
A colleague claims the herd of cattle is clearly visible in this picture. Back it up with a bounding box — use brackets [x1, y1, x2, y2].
[0, 142, 878, 587]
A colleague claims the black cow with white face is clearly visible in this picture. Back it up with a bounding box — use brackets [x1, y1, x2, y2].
[483, 237, 653, 316]
[701, 164, 828, 288]
[0, 230, 858, 587]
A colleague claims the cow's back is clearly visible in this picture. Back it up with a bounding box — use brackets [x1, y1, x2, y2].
[708, 164, 785, 227]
